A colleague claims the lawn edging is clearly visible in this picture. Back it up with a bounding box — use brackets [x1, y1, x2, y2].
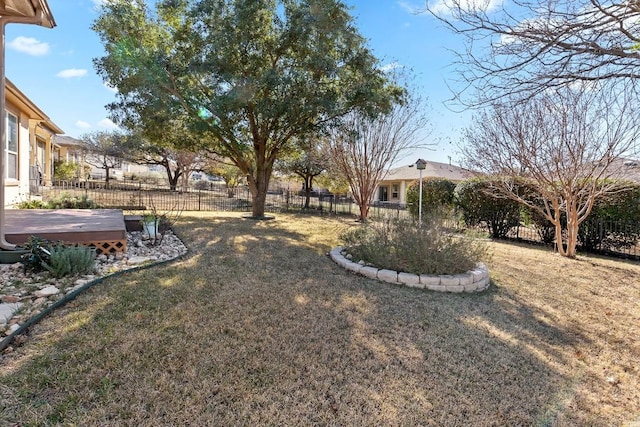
[330, 246, 490, 293]
[0, 238, 189, 354]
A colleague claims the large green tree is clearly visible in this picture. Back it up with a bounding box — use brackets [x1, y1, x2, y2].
[93, 0, 399, 218]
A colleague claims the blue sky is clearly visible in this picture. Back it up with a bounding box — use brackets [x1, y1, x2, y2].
[4, 0, 470, 166]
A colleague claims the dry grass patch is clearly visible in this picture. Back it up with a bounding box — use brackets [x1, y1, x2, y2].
[0, 212, 639, 426]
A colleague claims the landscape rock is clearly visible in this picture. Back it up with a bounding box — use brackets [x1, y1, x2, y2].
[34, 285, 60, 298]
[127, 256, 158, 265]
[0, 230, 187, 338]
[398, 272, 421, 287]
[377, 269, 398, 284]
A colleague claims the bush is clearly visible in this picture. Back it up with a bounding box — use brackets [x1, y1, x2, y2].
[45, 193, 102, 209]
[16, 199, 48, 209]
[454, 177, 521, 238]
[579, 184, 640, 251]
[53, 161, 79, 181]
[21, 237, 96, 277]
[43, 245, 96, 278]
[21, 236, 55, 273]
[340, 216, 489, 275]
[520, 206, 556, 244]
[406, 178, 456, 219]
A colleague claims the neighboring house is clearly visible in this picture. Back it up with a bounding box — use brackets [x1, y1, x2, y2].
[56, 135, 155, 181]
[54, 134, 85, 166]
[608, 157, 640, 184]
[4, 78, 63, 205]
[374, 160, 471, 205]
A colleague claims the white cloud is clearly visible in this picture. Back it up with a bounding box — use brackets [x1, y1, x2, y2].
[98, 118, 118, 129]
[379, 61, 404, 72]
[56, 68, 88, 79]
[429, 0, 504, 15]
[7, 36, 50, 56]
[398, 1, 423, 14]
[103, 82, 118, 93]
[75, 120, 92, 130]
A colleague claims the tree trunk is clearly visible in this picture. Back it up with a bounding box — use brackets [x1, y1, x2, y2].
[251, 183, 267, 217]
[105, 166, 111, 189]
[168, 171, 180, 192]
[358, 203, 369, 222]
[304, 176, 312, 209]
[249, 160, 271, 218]
[565, 208, 579, 258]
[554, 220, 566, 257]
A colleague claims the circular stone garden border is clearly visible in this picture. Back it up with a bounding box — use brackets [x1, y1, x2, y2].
[329, 246, 490, 293]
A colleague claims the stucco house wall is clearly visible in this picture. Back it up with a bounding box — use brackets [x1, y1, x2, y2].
[374, 160, 471, 206]
[4, 79, 63, 206]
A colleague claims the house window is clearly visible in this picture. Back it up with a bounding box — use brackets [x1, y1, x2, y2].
[392, 184, 399, 199]
[5, 113, 18, 180]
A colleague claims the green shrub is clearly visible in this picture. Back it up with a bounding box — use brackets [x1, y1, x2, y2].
[53, 161, 79, 181]
[454, 177, 521, 238]
[519, 182, 640, 250]
[16, 199, 48, 209]
[406, 177, 456, 219]
[340, 216, 489, 275]
[579, 184, 640, 251]
[520, 206, 556, 244]
[21, 236, 55, 273]
[45, 193, 102, 209]
[43, 245, 96, 278]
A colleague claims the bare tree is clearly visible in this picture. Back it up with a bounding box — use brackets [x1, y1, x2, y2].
[425, 0, 640, 106]
[127, 140, 201, 191]
[462, 86, 638, 258]
[173, 149, 201, 193]
[81, 131, 127, 187]
[327, 97, 429, 221]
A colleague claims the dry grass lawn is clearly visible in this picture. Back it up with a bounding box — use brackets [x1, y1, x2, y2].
[1, 212, 639, 426]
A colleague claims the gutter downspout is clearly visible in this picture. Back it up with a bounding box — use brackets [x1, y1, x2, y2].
[0, 8, 46, 250]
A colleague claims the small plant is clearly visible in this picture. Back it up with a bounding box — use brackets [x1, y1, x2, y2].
[340, 216, 489, 276]
[140, 197, 184, 245]
[43, 245, 96, 278]
[21, 236, 55, 273]
[16, 199, 48, 209]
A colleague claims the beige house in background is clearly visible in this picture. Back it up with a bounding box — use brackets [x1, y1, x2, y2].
[4, 78, 63, 206]
[374, 160, 471, 205]
[54, 134, 85, 166]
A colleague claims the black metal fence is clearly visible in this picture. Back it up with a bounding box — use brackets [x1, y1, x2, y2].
[40, 180, 640, 260]
[502, 220, 640, 260]
[42, 180, 365, 216]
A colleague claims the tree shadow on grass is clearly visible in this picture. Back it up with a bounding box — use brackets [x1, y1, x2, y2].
[0, 213, 613, 426]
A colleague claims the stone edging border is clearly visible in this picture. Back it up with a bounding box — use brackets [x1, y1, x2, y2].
[329, 246, 490, 293]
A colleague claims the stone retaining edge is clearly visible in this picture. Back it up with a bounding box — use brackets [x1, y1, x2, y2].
[330, 246, 490, 293]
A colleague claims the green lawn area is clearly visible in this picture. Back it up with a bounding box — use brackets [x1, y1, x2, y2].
[1, 212, 639, 426]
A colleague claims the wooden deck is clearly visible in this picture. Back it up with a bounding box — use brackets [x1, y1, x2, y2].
[4, 209, 127, 254]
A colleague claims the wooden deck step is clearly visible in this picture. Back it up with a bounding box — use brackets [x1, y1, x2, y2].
[4, 209, 127, 254]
